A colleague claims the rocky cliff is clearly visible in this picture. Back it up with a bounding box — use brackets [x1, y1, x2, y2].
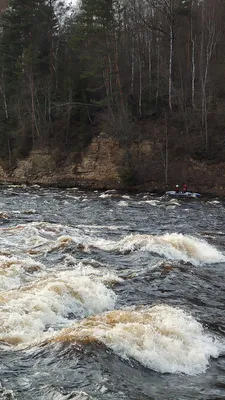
[0, 133, 224, 196]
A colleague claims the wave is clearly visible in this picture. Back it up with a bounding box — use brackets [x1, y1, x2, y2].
[0, 222, 85, 255]
[0, 385, 17, 400]
[92, 233, 225, 265]
[1, 222, 224, 266]
[61, 257, 123, 285]
[0, 255, 45, 291]
[117, 200, 129, 207]
[0, 271, 116, 346]
[53, 304, 221, 375]
[141, 199, 162, 206]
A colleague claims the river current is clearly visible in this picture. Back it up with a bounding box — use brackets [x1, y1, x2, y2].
[1, 186, 225, 400]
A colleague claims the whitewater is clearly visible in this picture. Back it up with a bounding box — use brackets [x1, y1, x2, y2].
[1, 186, 225, 399]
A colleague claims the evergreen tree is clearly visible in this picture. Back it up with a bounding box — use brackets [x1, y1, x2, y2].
[0, 0, 63, 149]
[75, 0, 118, 106]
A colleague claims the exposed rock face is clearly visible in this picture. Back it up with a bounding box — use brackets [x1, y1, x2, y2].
[0, 133, 224, 195]
[0, 165, 7, 181]
[12, 153, 57, 181]
[0, 135, 128, 189]
[74, 134, 124, 188]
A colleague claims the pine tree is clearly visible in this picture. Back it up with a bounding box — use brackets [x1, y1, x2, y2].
[0, 0, 62, 149]
[75, 0, 119, 107]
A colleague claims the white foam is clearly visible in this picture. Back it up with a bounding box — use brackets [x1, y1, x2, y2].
[77, 224, 120, 231]
[208, 200, 220, 205]
[92, 233, 225, 266]
[142, 200, 161, 206]
[65, 194, 81, 199]
[117, 201, 128, 207]
[59, 259, 123, 284]
[0, 271, 116, 346]
[0, 255, 45, 291]
[2, 222, 223, 267]
[22, 209, 37, 214]
[168, 199, 180, 206]
[98, 306, 220, 375]
[0, 385, 16, 400]
[58, 305, 221, 375]
[0, 222, 84, 254]
[99, 193, 112, 198]
[52, 391, 95, 400]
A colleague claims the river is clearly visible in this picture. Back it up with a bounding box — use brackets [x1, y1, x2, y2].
[1, 185, 225, 400]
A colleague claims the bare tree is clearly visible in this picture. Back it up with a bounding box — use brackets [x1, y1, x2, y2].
[190, 0, 196, 109]
[200, 0, 221, 149]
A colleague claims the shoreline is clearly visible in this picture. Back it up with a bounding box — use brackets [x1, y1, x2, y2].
[0, 179, 221, 199]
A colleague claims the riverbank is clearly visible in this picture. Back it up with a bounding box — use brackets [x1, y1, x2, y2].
[0, 133, 224, 196]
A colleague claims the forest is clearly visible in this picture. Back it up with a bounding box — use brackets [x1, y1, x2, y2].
[0, 0, 225, 173]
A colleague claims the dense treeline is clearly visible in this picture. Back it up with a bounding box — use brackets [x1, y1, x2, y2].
[0, 0, 225, 168]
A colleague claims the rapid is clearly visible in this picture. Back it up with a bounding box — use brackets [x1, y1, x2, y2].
[1, 186, 225, 399]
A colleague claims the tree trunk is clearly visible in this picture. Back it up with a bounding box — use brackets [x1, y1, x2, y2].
[190, 0, 196, 109]
[168, 24, 173, 111]
[0, 78, 8, 120]
[156, 35, 161, 104]
[148, 34, 152, 101]
[114, 32, 125, 112]
[131, 39, 135, 95]
[139, 54, 142, 117]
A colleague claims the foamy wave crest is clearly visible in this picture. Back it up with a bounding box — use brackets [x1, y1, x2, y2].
[0, 255, 45, 291]
[167, 199, 180, 206]
[0, 385, 17, 400]
[94, 233, 225, 265]
[117, 200, 128, 207]
[52, 391, 95, 400]
[99, 193, 112, 198]
[142, 199, 161, 206]
[62, 257, 123, 285]
[54, 305, 220, 375]
[0, 222, 86, 254]
[0, 272, 116, 346]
